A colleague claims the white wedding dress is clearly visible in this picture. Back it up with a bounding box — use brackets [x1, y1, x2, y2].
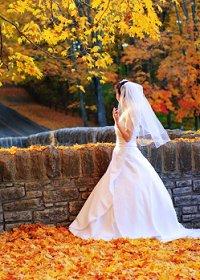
[69, 117, 200, 243]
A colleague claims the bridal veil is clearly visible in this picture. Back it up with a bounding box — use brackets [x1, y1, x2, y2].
[117, 80, 171, 148]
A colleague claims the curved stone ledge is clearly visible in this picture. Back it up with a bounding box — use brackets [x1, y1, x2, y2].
[0, 126, 199, 148]
[0, 139, 200, 232]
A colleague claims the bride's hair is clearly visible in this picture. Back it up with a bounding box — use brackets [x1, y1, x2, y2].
[115, 79, 129, 96]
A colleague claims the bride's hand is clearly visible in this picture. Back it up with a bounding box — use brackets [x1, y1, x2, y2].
[112, 107, 119, 124]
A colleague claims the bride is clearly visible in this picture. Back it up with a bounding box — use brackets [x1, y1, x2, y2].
[69, 79, 200, 243]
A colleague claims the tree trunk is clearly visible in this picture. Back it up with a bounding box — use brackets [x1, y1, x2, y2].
[174, 3, 183, 34]
[92, 76, 107, 126]
[167, 111, 172, 129]
[195, 115, 200, 130]
[79, 92, 88, 126]
[181, 0, 189, 20]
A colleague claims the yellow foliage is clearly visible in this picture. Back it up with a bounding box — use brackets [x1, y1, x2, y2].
[0, 0, 164, 85]
[9, 52, 43, 80]
[76, 85, 85, 93]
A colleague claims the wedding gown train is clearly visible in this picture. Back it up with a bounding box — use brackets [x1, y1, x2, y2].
[69, 122, 200, 243]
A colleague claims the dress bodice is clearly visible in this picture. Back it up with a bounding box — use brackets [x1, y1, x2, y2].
[114, 112, 138, 147]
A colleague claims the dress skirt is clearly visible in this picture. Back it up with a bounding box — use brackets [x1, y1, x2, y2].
[69, 143, 200, 243]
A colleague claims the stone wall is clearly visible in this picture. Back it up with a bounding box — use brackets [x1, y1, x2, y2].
[0, 139, 200, 232]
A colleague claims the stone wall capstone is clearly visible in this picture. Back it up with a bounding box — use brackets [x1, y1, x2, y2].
[0, 139, 200, 232]
[0, 126, 200, 148]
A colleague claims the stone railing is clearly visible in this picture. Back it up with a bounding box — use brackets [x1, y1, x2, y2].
[0, 139, 200, 232]
[0, 126, 200, 148]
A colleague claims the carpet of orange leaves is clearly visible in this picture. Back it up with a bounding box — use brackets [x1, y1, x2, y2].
[0, 223, 199, 280]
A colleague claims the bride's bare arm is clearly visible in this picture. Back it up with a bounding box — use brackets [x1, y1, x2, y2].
[116, 122, 133, 142]
[113, 107, 134, 142]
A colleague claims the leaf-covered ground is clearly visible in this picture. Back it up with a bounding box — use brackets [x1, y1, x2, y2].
[0, 224, 199, 279]
[0, 87, 90, 130]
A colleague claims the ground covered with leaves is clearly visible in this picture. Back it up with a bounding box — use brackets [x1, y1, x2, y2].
[0, 87, 89, 130]
[0, 224, 199, 279]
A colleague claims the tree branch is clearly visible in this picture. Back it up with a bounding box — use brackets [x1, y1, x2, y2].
[0, 24, 9, 69]
[0, 13, 68, 61]
[95, 0, 111, 25]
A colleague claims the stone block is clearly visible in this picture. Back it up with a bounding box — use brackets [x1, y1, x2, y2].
[43, 184, 54, 191]
[177, 142, 192, 172]
[79, 187, 88, 192]
[174, 194, 200, 206]
[191, 142, 200, 172]
[94, 146, 111, 176]
[44, 203, 54, 208]
[61, 149, 81, 177]
[58, 180, 76, 190]
[182, 214, 200, 222]
[54, 201, 68, 207]
[163, 142, 177, 172]
[80, 149, 94, 176]
[172, 186, 192, 195]
[193, 180, 200, 193]
[0, 186, 25, 201]
[166, 173, 182, 180]
[176, 179, 192, 187]
[26, 191, 43, 198]
[192, 194, 200, 204]
[14, 150, 32, 180]
[0, 182, 13, 188]
[75, 177, 97, 190]
[174, 195, 192, 206]
[29, 150, 47, 180]
[4, 210, 32, 222]
[25, 182, 43, 191]
[43, 188, 79, 203]
[3, 198, 44, 211]
[182, 206, 198, 214]
[33, 207, 68, 223]
[69, 201, 84, 215]
[149, 145, 163, 172]
[43, 146, 61, 179]
[0, 152, 16, 181]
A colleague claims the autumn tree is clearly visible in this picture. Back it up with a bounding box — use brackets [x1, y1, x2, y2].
[0, 0, 164, 126]
[120, 0, 200, 129]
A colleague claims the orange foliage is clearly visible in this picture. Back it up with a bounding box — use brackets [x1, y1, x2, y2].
[143, 82, 174, 115]
[0, 223, 199, 279]
[120, 2, 200, 123]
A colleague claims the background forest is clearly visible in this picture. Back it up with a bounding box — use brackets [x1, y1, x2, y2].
[0, 0, 199, 130]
